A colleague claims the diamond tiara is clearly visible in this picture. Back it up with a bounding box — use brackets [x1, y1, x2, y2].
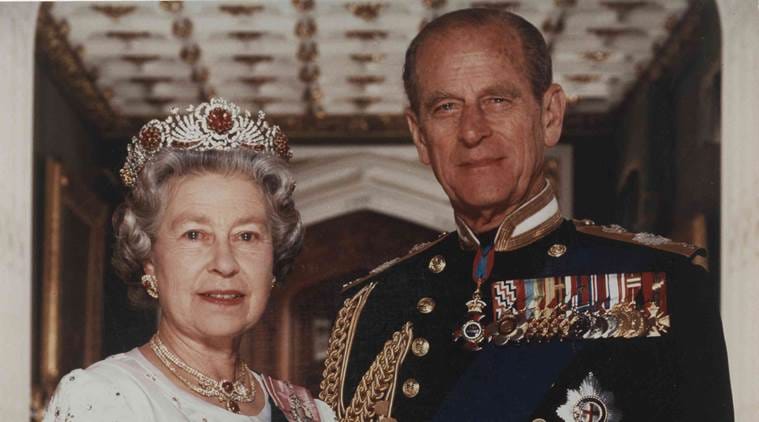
[119, 97, 291, 188]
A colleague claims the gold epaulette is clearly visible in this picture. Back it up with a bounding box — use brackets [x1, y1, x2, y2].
[573, 219, 705, 259]
[340, 231, 452, 293]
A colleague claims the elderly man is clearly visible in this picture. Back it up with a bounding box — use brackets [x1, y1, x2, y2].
[320, 8, 732, 422]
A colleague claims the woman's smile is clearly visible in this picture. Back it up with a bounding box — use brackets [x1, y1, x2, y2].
[51, 97, 336, 421]
[197, 289, 246, 306]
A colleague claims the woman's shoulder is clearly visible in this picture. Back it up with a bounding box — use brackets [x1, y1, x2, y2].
[61, 350, 150, 391]
[258, 374, 336, 422]
[43, 350, 154, 421]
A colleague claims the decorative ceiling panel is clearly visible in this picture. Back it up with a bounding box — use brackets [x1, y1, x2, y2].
[38, 0, 693, 139]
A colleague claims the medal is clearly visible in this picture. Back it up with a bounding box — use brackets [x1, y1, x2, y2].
[480, 272, 671, 346]
[456, 282, 487, 350]
[453, 243, 495, 351]
[555, 372, 620, 422]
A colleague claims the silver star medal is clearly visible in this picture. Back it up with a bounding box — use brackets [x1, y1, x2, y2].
[556, 372, 620, 422]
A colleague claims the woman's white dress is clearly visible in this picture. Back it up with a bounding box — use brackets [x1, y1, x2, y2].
[43, 348, 336, 422]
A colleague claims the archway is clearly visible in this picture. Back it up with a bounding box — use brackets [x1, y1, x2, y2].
[244, 210, 438, 393]
[292, 146, 453, 230]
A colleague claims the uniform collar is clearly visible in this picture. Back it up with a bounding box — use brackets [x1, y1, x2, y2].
[456, 181, 563, 252]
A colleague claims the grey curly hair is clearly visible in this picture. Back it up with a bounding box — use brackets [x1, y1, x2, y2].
[112, 149, 303, 307]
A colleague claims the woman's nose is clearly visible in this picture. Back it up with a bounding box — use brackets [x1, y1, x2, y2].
[209, 240, 240, 277]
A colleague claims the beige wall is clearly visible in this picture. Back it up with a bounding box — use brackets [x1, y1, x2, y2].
[0, 3, 39, 420]
[717, 1, 759, 419]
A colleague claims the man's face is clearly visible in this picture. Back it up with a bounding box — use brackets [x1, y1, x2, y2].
[406, 24, 564, 226]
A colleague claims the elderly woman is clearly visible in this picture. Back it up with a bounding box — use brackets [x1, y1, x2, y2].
[44, 99, 335, 421]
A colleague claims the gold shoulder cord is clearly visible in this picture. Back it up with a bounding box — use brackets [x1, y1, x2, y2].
[345, 322, 414, 421]
[320, 283, 415, 421]
[320, 282, 377, 416]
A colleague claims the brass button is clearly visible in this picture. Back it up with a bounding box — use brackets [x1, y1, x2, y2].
[428, 255, 446, 273]
[547, 243, 567, 258]
[402, 379, 420, 398]
[411, 337, 430, 357]
[416, 297, 436, 314]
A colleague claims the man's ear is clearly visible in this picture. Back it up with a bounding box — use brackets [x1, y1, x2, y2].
[405, 108, 431, 165]
[541, 83, 566, 148]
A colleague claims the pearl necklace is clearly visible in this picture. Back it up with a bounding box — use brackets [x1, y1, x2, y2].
[149, 335, 255, 413]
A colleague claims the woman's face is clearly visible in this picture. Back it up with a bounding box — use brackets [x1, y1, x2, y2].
[144, 172, 274, 342]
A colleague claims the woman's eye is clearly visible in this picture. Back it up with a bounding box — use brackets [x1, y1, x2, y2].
[184, 230, 203, 240]
[239, 232, 258, 242]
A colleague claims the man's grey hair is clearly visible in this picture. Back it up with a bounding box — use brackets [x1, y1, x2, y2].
[403, 8, 553, 115]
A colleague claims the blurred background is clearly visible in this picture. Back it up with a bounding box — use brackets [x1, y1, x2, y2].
[27, 0, 724, 416]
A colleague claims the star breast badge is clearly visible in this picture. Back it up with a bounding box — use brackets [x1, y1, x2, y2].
[556, 372, 620, 422]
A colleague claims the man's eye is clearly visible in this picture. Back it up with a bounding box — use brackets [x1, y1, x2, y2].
[433, 102, 457, 114]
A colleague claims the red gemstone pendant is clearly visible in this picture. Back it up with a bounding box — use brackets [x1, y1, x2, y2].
[227, 400, 240, 413]
[221, 380, 234, 393]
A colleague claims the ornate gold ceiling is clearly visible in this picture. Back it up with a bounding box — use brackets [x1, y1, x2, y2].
[36, 0, 692, 139]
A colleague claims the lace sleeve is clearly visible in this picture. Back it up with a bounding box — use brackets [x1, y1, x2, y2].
[42, 369, 141, 422]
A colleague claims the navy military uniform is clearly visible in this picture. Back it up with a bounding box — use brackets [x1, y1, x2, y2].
[320, 185, 732, 421]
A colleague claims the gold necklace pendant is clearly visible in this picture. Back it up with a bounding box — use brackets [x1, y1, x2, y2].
[226, 399, 241, 414]
[149, 335, 255, 412]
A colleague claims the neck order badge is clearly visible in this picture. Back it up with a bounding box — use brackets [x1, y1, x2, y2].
[453, 243, 495, 351]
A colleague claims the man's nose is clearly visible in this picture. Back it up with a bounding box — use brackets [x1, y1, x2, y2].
[457, 104, 491, 146]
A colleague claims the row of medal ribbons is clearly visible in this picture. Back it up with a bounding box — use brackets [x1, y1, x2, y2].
[485, 272, 670, 345]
